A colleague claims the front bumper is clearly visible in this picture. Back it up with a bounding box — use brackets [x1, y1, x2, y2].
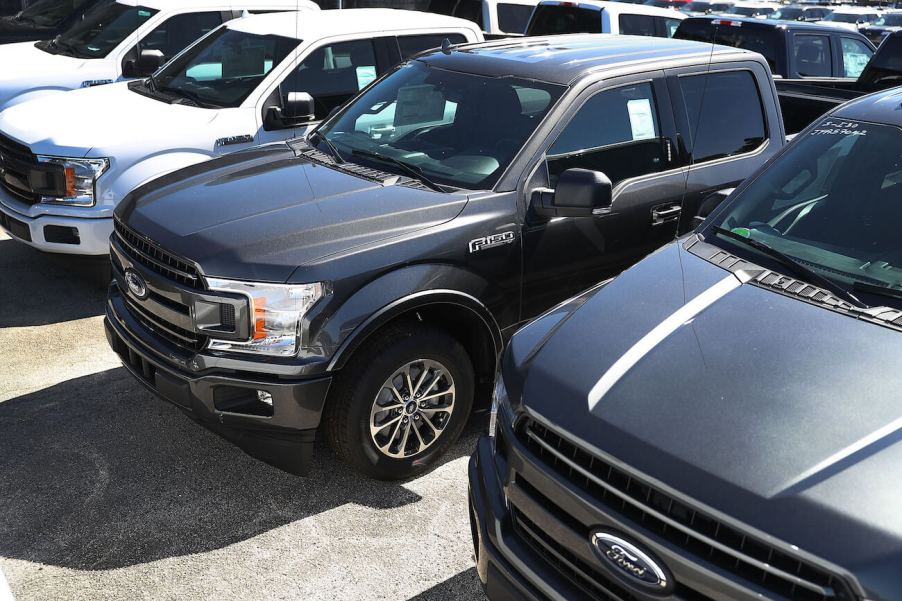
[0, 196, 112, 254]
[105, 287, 332, 475]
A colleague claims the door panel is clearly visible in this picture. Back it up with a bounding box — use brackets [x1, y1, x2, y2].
[520, 74, 685, 319]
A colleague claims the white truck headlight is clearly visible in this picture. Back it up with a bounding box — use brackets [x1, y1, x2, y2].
[206, 279, 326, 357]
[36, 156, 109, 206]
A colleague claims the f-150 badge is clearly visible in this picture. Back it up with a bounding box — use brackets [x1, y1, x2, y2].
[469, 231, 515, 253]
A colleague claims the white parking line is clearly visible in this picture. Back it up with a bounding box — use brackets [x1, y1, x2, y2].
[0, 565, 14, 601]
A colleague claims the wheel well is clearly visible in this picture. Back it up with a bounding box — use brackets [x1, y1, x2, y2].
[337, 303, 500, 410]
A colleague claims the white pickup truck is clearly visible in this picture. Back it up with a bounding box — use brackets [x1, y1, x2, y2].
[0, 9, 483, 255]
[0, 0, 319, 110]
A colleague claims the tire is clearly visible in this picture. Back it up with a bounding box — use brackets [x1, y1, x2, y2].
[325, 322, 475, 480]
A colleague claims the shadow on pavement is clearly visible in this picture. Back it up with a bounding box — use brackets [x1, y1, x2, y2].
[0, 238, 108, 328]
[0, 367, 484, 570]
[407, 567, 485, 600]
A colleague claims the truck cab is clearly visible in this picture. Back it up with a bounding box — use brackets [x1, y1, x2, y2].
[0, 9, 482, 256]
[0, 0, 317, 110]
[104, 35, 784, 480]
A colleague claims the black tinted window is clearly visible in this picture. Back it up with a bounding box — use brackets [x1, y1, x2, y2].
[282, 39, 378, 120]
[497, 3, 534, 32]
[679, 70, 766, 163]
[140, 12, 222, 62]
[619, 13, 655, 36]
[794, 34, 831, 77]
[398, 33, 467, 59]
[453, 0, 484, 26]
[526, 5, 600, 35]
[675, 20, 778, 72]
[548, 82, 667, 186]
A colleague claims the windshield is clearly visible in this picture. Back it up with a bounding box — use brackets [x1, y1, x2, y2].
[707, 118, 902, 305]
[875, 13, 902, 26]
[526, 5, 601, 35]
[683, 1, 711, 11]
[825, 12, 868, 23]
[49, 0, 158, 59]
[769, 7, 803, 19]
[151, 28, 299, 109]
[18, 0, 89, 27]
[709, 3, 734, 12]
[317, 61, 565, 190]
[733, 6, 763, 16]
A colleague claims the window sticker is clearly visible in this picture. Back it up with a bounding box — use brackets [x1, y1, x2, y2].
[356, 66, 377, 90]
[627, 98, 656, 140]
[811, 120, 867, 137]
[394, 84, 446, 127]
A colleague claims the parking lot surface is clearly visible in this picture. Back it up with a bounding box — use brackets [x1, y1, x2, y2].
[0, 231, 487, 601]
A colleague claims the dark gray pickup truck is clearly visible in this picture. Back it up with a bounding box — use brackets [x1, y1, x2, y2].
[104, 35, 785, 480]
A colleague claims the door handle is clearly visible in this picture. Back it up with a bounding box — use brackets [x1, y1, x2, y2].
[651, 204, 682, 225]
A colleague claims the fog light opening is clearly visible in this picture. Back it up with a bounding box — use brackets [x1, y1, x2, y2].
[257, 390, 273, 406]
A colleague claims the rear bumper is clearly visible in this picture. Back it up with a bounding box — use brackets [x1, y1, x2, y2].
[105, 288, 332, 475]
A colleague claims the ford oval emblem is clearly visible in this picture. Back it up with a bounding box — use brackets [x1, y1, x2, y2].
[591, 531, 672, 593]
[124, 268, 148, 300]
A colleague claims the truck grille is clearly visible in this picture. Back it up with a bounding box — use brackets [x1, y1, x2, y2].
[114, 219, 202, 289]
[0, 133, 42, 204]
[518, 419, 856, 601]
[121, 294, 208, 352]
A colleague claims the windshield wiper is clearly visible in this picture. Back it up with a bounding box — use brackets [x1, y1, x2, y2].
[712, 226, 868, 308]
[851, 280, 902, 301]
[309, 130, 344, 164]
[157, 86, 213, 108]
[351, 148, 446, 193]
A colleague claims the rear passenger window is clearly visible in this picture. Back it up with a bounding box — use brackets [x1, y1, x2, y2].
[282, 40, 378, 120]
[619, 13, 656, 37]
[526, 5, 600, 35]
[679, 70, 766, 163]
[547, 82, 667, 187]
[497, 3, 534, 33]
[841, 37, 873, 78]
[398, 33, 467, 59]
[139, 12, 222, 63]
[657, 16, 682, 38]
[793, 34, 831, 77]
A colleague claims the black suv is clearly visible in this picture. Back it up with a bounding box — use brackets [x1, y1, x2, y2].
[469, 89, 902, 599]
[105, 35, 783, 480]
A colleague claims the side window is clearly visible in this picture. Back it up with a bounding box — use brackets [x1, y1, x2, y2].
[679, 70, 766, 164]
[547, 82, 667, 187]
[793, 34, 831, 77]
[619, 13, 656, 37]
[139, 12, 223, 62]
[841, 37, 873, 78]
[452, 0, 484, 28]
[397, 33, 467, 59]
[497, 3, 534, 33]
[658, 16, 682, 38]
[282, 40, 377, 120]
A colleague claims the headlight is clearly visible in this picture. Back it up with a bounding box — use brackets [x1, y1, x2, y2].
[489, 374, 509, 439]
[36, 156, 109, 206]
[205, 279, 326, 357]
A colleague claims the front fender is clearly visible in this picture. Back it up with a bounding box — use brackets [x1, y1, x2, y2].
[312, 263, 506, 371]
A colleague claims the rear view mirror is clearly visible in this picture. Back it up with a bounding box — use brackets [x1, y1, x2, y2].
[532, 169, 613, 219]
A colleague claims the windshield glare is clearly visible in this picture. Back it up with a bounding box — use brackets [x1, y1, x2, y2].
[318, 62, 565, 190]
[19, 0, 87, 27]
[710, 119, 902, 295]
[875, 14, 902, 26]
[152, 28, 299, 108]
[53, 0, 158, 59]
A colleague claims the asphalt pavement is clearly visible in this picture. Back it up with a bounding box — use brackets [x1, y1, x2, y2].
[0, 231, 488, 601]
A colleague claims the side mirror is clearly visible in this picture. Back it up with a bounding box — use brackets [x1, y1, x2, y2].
[692, 188, 733, 228]
[283, 91, 316, 121]
[124, 48, 164, 77]
[532, 168, 612, 219]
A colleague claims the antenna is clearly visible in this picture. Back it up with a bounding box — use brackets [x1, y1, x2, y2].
[441, 37, 454, 54]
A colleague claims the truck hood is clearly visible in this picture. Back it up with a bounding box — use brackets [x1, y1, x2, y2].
[517, 239, 902, 595]
[0, 41, 112, 108]
[0, 81, 221, 157]
[116, 144, 470, 283]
